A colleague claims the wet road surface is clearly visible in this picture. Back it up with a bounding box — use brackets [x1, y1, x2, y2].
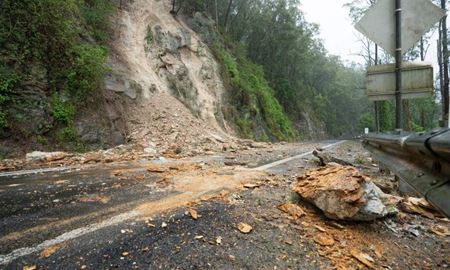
[0, 141, 340, 269]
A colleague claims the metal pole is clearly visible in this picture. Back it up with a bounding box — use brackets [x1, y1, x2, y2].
[441, 0, 449, 127]
[438, 25, 445, 126]
[395, 0, 403, 131]
[375, 101, 380, 132]
[374, 42, 380, 132]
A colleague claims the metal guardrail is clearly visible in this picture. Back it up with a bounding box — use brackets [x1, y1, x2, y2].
[363, 129, 450, 218]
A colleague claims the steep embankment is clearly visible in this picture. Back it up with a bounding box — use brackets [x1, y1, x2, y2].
[104, 0, 237, 155]
[0, 0, 295, 158]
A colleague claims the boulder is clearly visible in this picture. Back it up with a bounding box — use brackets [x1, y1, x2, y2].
[293, 165, 367, 220]
[293, 164, 400, 221]
[26, 151, 68, 162]
[353, 182, 391, 221]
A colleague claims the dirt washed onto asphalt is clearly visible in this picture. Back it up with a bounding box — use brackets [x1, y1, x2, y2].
[137, 163, 268, 216]
[3, 141, 450, 269]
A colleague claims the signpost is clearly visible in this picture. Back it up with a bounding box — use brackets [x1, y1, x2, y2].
[395, 0, 402, 130]
[355, 0, 445, 131]
[366, 63, 434, 101]
[356, 0, 445, 58]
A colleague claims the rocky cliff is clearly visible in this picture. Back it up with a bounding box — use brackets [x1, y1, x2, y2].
[0, 0, 238, 158]
[102, 0, 237, 155]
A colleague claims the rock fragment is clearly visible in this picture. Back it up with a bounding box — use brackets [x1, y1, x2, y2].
[314, 233, 335, 246]
[401, 197, 441, 219]
[293, 164, 400, 221]
[277, 203, 306, 219]
[237, 223, 253, 234]
[293, 165, 367, 220]
[351, 249, 375, 269]
[25, 151, 69, 162]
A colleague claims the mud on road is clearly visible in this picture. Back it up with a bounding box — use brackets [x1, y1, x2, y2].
[0, 141, 449, 269]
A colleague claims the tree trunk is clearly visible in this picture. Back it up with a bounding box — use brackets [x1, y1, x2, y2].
[420, 37, 424, 61]
[374, 43, 378, 65]
[224, 0, 233, 31]
[374, 43, 380, 132]
[171, 0, 176, 14]
[441, 0, 449, 127]
[215, 0, 219, 28]
[438, 26, 445, 124]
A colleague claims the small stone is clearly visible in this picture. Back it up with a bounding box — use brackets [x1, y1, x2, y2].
[314, 233, 335, 246]
[237, 223, 253, 234]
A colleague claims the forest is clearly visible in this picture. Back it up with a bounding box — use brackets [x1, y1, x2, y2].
[0, 0, 447, 152]
[176, 0, 446, 137]
[179, 0, 372, 139]
[0, 0, 113, 151]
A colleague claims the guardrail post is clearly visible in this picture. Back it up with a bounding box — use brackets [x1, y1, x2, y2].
[395, 0, 403, 131]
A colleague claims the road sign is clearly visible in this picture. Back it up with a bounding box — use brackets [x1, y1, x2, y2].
[366, 62, 434, 101]
[356, 0, 445, 57]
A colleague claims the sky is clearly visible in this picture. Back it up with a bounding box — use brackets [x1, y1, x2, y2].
[300, 0, 362, 64]
[299, 0, 441, 68]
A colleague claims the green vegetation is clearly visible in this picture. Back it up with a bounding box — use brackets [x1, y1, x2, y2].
[0, 0, 114, 143]
[214, 43, 297, 140]
[81, 0, 116, 43]
[51, 95, 76, 126]
[345, 0, 441, 131]
[56, 127, 78, 144]
[0, 67, 20, 129]
[183, 0, 371, 138]
[66, 44, 108, 100]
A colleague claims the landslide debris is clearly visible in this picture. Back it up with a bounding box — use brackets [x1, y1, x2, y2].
[293, 164, 400, 221]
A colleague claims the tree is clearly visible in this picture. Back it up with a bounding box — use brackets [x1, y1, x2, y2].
[223, 0, 233, 30]
[181, 0, 371, 137]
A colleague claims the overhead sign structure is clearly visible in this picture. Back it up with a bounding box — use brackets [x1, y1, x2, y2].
[356, 0, 445, 57]
[366, 62, 434, 101]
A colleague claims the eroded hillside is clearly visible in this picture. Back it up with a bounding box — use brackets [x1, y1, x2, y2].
[0, 0, 297, 158]
[103, 0, 239, 155]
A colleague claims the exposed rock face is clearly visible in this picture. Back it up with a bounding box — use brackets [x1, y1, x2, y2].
[1, 0, 236, 157]
[293, 165, 400, 221]
[108, 0, 232, 139]
[8, 82, 54, 137]
[76, 122, 108, 145]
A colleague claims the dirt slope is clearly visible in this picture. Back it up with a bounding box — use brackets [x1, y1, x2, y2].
[104, 0, 235, 154]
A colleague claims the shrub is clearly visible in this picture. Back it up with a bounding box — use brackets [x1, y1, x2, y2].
[52, 95, 75, 125]
[0, 67, 20, 129]
[66, 44, 108, 99]
[81, 0, 115, 43]
[56, 127, 77, 143]
[213, 43, 296, 141]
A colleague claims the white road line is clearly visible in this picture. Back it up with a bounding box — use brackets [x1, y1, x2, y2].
[0, 211, 140, 266]
[0, 166, 77, 178]
[0, 140, 345, 265]
[251, 140, 345, 171]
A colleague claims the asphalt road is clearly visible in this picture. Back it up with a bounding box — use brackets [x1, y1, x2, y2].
[0, 141, 338, 269]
